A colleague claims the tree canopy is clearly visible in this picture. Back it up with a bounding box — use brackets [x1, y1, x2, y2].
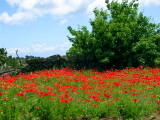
[67, 0, 160, 69]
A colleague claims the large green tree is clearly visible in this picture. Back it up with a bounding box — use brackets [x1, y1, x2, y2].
[67, 0, 160, 69]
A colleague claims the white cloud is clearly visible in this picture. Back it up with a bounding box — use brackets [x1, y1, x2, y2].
[0, 0, 88, 25]
[6, 42, 71, 54]
[87, 0, 106, 13]
[0, 11, 36, 25]
[59, 19, 68, 25]
[139, 0, 160, 6]
[56, 42, 71, 51]
[6, 0, 21, 6]
[30, 43, 55, 52]
[0, 0, 160, 25]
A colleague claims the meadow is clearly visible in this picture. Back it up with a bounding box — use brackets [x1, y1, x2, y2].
[0, 67, 160, 120]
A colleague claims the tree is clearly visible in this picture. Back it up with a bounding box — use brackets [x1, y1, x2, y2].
[0, 48, 22, 71]
[0, 48, 8, 67]
[67, 0, 160, 69]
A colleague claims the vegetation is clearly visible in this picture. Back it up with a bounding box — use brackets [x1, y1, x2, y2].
[0, 48, 24, 73]
[0, 67, 160, 120]
[67, 0, 160, 69]
[0, 1, 160, 119]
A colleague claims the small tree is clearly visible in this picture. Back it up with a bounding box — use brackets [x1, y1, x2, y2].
[0, 48, 22, 71]
[67, 0, 160, 69]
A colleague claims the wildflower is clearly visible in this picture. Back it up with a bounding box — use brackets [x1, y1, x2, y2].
[35, 107, 40, 109]
[152, 95, 157, 97]
[3, 97, 8, 100]
[0, 93, 3, 96]
[115, 98, 120, 100]
[130, 88, 137, 91]
[60, 99, 69, 103]
[108, 104, 112, 106]
[64, 94, 69, 98]
[0, 110, 3, 112]
[146, 87, 152, 89]
[139, 90, 144, 93]
[104, 91, 111, 98]
[124, 90, 129, 93]
[157, 100, 160, 103]
[92, 104, 98, 107]
[16, 93, 24, 96]
[49, 97, 54, 100]
[132, 99, 138, 102]
[86, 99, 91, 102]
[119, 90, 123, 93]
[38, 95, 43, 97]
[131, 93, 139, 96]
[144, 95, 148, 97]
[69, 98, 73, 101]
[23, 97, 28, 99]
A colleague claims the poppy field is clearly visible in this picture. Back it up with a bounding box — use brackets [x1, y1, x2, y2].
[0, 67, 160, 120]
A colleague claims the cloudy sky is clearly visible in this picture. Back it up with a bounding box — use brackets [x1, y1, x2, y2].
[0, 0, 160, 58]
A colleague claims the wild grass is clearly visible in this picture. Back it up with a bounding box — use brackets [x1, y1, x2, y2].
[0, 67, 160, 120]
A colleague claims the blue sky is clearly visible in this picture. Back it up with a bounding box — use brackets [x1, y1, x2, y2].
[0, 0, 160, 58]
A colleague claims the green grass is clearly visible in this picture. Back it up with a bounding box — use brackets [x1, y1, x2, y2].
[0, 67, 160, 120]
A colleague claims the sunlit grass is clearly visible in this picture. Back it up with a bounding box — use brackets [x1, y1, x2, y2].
[0, 67, 160, 120]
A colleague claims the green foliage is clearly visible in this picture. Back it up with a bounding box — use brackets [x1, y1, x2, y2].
[0, 48, 22, 71]
[67, 0, 160, 69]
[0, 48, 8, 67]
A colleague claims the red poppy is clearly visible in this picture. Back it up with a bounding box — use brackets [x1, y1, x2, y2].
[49, 97, 54, 100]
[60, 99, 69, 103]
[16, 93, 24, 96]
[86, 99, 91, 102]
[23, 97, 28, 99]
[131, 93, 139, 96]
[115, 98, 120, 100]
[152, 95, 157, 97]
[132, 99, 138, 102]
[92, 104, 98, 107]
[3, 97, 8, 100]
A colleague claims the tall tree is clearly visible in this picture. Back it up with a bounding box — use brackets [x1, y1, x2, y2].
[67, 0, 160, 69]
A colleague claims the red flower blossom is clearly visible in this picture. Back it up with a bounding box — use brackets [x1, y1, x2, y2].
[131, 93, 139, 96]
[16, 93, 24, 96]
[104, 91, 112, 98]
[152, 95, 157, 97]
[69, 98, 73, 101]
[144, 95, 148, 97]
[0, 93, 3, 96]
[38, 95, 43, 97]
[92, 104, 98, 107]
[146, 87, 152, 89]
[115, 98, 120, 100]
[49, 97, 54, 100]
[123, 90, 129, 93]
[86, 99, 91, 102]
[23, 97, 28, 99]
[3, 97, 8, 100]
[132, 99, 138, 102]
